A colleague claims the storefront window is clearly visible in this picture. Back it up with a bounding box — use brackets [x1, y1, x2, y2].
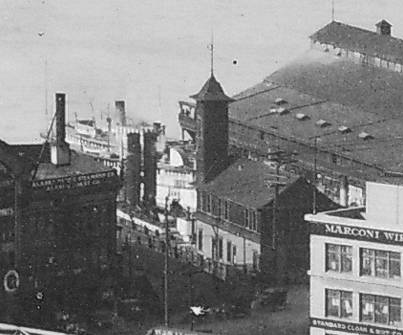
[326, 289, 353, 319]
[326, 244, 352, 273]
[360, 249, 400, 279]
[361, 294, 401, 326]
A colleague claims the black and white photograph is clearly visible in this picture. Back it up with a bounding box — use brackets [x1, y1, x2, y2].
[1, 1, 403, 334]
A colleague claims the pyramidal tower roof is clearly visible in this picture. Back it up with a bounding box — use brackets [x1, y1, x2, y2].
[190, 74, 234, 102]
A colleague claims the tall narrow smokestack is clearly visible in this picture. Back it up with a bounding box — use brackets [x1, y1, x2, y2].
[56, 93, 66, 143]
[115, 101, 126, 126]
[51, 93, 71, 166]
[126, 132, 142, 209]
[143, 130, 157, 208]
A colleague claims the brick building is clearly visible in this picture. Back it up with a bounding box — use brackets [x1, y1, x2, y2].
[0, 93, 119, 323]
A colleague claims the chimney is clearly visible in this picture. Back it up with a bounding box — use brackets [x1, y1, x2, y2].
[126, 132, 142, 209]
[115, 100, 126, 126]
[51, 93, 71, 166]
[376, 20, 392, 36]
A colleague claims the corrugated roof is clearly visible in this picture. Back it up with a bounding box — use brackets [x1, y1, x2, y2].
[198, 158, 300, 209]
[310, 21, 403, 64]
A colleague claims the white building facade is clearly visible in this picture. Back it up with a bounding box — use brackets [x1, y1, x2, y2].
[306, 182, 403, 335]
[156, 146, 197, 212]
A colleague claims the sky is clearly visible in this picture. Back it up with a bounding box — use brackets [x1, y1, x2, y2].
[1, 0, 403, 143]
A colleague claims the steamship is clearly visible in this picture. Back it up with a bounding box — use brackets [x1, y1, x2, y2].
[43, 100, 167, 173]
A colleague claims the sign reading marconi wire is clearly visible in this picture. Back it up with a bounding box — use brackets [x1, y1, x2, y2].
[310, 222, 403, 246]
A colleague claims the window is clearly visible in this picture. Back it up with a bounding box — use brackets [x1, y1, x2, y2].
[218, 237, 223, 259]
[232, 246, 237, 264]
[244, 209, 249, 228]
[211, 237, 217, 260]
[198, 229, 203, 251]
[227, 241, 232, 263]
[360, 249, 400, 279]
[326, 244, 352, 273]
[251, 211, 257, 231]
[217, 198, 221, 218]
[174, 179, 186, 188]
[253, 250, 259, 271]
[361, 294, 401, 326]
[206, 193, 211, 213]
[326, 289, 353, 319]
[224, 201, 229, 220]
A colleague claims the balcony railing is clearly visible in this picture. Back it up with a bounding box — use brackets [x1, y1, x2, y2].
[121, 222, 256, 281]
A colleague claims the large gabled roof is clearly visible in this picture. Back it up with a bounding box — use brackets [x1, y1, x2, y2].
[310, 20, 403, 64]
[229, 50, 403, 174]
[198, 158, 300, 209]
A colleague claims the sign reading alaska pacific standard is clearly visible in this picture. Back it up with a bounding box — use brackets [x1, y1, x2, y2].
[310, 222, 403, 246]
[310, 318, 403, 335]
[32, 171, 116, 192]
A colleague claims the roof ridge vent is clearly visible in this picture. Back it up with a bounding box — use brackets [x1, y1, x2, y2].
[358, 131, 373, 140]
[338, 125, 351, 134]
[277, 107, 290, 115]
[296, 113, 309, 120]
[316, 119, 331, 127]
[275, 98, 287, 105]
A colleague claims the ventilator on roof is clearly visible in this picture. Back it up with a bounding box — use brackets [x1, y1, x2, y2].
[359, 131, 373, 140]
[316, 119, 331, 127]
[296, 113, 309, 120]
[338, 125, 351, 134]
[275, 98, 287, 105]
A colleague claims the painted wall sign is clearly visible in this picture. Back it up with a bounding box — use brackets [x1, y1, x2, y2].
[310, 317, 403, 335]
[3, 270, 20, 293]
[32, 171, 116, 192]
[310, 222, 403, 246]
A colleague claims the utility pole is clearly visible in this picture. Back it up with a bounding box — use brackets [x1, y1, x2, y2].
[313, 136, 318, 214]
[272, 162, 280, 250]
[164, 196, 170, 327]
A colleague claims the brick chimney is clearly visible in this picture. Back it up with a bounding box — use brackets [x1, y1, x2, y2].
[143, 130, 157, 207]
[51, 93, 71, 166]
[376, 20, 392, 36]
[126, 132, 142, 209]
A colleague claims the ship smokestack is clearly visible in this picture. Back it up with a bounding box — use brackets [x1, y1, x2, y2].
[56, 93, 66, 143]
[143, 130, 157, 208]
[115, 100, 126, 127]
[51, 93, 71, 166]
[126, 132, 142, 208]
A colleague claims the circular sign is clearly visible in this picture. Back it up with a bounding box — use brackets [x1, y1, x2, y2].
[3, 270, 20, 293]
